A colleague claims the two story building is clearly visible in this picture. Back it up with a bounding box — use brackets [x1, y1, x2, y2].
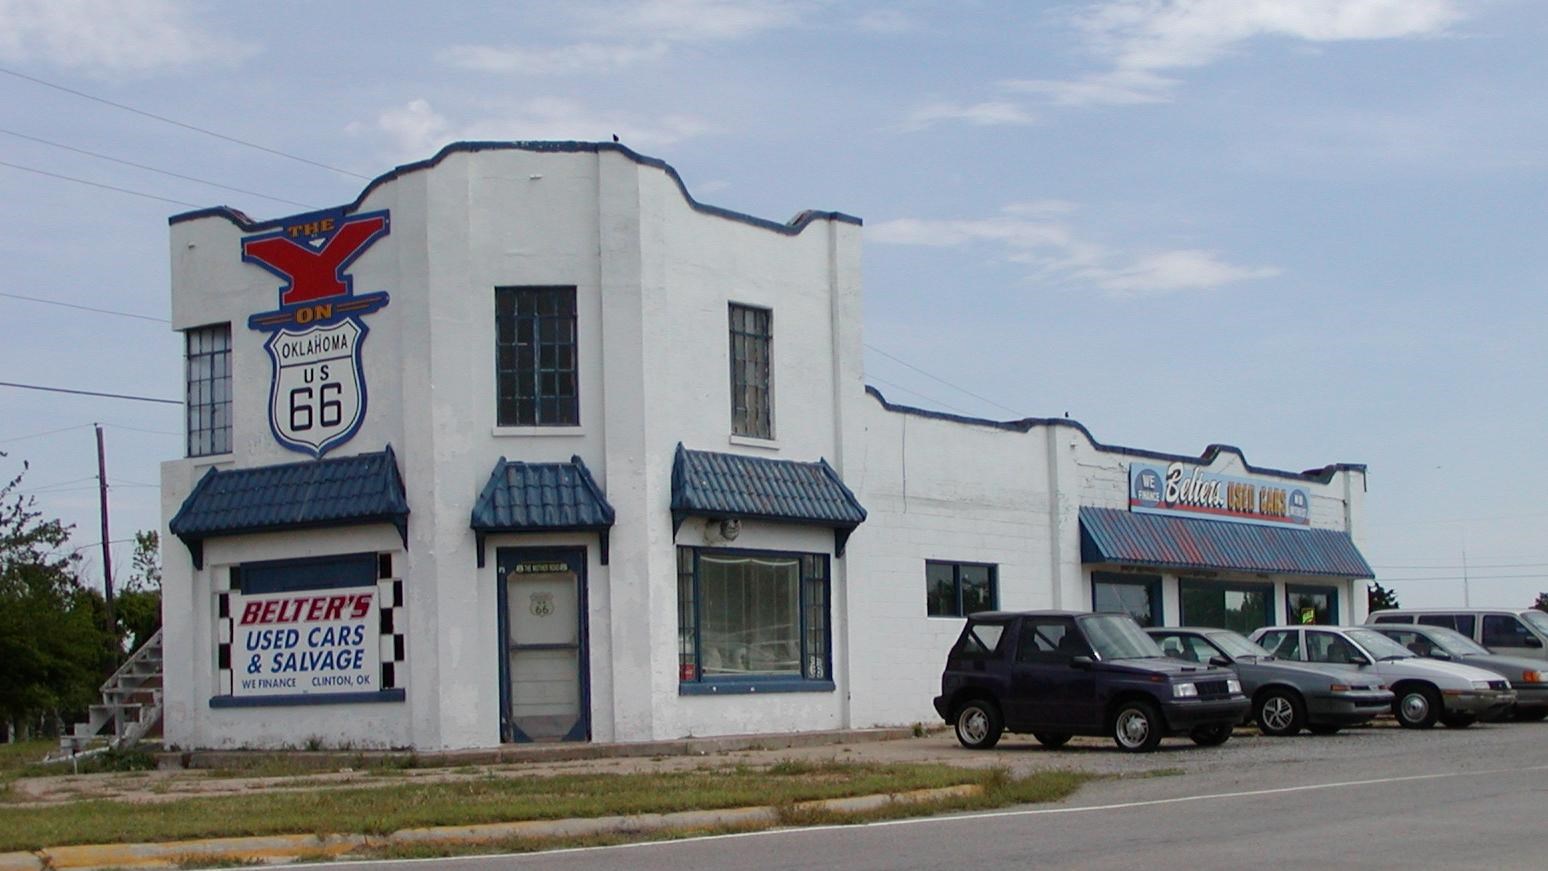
[161, 141, 1371, 750]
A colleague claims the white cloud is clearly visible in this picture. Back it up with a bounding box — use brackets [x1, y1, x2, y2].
[354, 98, 716, 165]
[577, 0, 804, 42]
[440, 42, 670, 76]
[899, 100, 1038, 132]
[868, 204, 1277, 297]
[444, 0, 805, 77]
[0, 0, 255, 76]
[1015, 0, 1464, 106]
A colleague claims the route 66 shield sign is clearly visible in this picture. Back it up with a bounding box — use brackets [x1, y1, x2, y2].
[263, 318, 367, 458]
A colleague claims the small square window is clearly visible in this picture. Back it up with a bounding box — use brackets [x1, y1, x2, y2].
[495, 287, 578, 426]
[926, 561, 998, 617]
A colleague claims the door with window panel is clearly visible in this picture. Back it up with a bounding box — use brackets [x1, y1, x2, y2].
[497, 548, 588, 742]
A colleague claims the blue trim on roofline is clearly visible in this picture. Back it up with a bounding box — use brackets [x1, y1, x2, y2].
[863, 385, 1366, 486]
[170, 141, 862, 235]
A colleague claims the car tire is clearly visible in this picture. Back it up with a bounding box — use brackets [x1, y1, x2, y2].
[1440, 712, 1476, 729]
[1514, 708, 1548, 722]
[1394, 685, 1441, 729]
[1033, 731, 1071, 749]
[1255, 689, 1306, 737]
[1112, 700, 1164, 753]
[1189, 723, 1233, 746]
[1306, 724, 1341, 735]
[954, 699, 1003, 750]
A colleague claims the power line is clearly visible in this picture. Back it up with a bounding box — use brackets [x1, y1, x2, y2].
[0, 127, 318, 209]
[0, 423, 95, 444]
[0, 291, 169, 323]
[0, 381, 180, 405]
[0, 66, 372, 181]
[865, 343, 1025, 417]
[865, 374, 976, 416]
[0, 158, 200, 207]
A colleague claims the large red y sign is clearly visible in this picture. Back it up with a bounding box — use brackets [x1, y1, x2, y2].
[243, 214, 390, 306]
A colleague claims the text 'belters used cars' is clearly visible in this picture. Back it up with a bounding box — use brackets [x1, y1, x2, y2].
[933, 611, 1249, 753]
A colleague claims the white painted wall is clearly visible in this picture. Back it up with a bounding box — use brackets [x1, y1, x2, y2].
[163, 142, 1368, 749]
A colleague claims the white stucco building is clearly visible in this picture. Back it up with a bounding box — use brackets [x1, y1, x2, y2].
[161, 142, 1371, 751]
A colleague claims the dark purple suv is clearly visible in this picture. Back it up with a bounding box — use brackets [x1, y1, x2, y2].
[933, 611, 1249, 752]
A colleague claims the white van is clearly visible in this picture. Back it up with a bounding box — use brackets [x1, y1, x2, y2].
[1367, 608, 1548, 661]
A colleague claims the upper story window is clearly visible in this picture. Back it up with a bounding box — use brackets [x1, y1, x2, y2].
[496, 286, 578, 426]
[186, 324, 232, 457]
[728, 303, 772, 439]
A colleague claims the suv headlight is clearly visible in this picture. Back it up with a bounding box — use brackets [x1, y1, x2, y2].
[1226, 678, 1242, 695]
[1173, 682, 1198, 698]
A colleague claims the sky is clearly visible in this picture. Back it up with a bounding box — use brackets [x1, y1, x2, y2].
[1, 0, 1546, 611]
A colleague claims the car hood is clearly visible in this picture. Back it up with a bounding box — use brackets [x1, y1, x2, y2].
[1236, 657, 1381, 686]
[1373, 656, 1505, 686]
[1099, 657, 1235, 681]
[1459, 653, 1544, 680]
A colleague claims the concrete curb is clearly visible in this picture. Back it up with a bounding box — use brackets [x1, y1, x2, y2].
[156, 726, 918, 771]
[24, 783, 980, 869]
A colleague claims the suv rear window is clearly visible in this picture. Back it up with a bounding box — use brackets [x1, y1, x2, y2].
[958, 622, 1007, 657]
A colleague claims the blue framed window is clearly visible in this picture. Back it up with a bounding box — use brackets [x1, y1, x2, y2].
[185, 323, 232, 457]
[729, 303, 772, 438]
[495, 286, 578, 426]
[1180, 578, 1274, 634]
[677, 546, 832, 694]
[926, 560, 997, 617]
[1092, 572, 1162, 627]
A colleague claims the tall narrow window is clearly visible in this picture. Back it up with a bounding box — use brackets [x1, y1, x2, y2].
[728, 303, 772, 439]
[186, 324, 232, 457]
[496, 287, 578, 426]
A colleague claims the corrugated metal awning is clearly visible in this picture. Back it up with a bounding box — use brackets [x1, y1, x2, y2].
[670, 443, 866, 554]
[170, 446, 409, 569]
[470, 455, 615, 567]
[1079, 506, 1373, 578]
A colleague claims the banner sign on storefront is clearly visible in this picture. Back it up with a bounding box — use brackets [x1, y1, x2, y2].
[233, 587, 380, 697]
[1129, 462, 1310, 526]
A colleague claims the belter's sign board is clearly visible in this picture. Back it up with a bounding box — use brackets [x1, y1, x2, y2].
[244, 210, 391, 458]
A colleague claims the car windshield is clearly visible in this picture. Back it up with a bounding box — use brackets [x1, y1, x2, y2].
[1522, 611, 1548, 634]
[1419, 625, 1491, 657]
[1205, 630, 1273, 660]
[1346, 628, 1414, 659]
[1079, 614, 1164, 660]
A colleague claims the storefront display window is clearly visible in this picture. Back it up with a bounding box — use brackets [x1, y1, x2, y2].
[1286, 584, 1338, 625]
[1091, 573, 1162, 627]
[1179, 579, 1273, 634]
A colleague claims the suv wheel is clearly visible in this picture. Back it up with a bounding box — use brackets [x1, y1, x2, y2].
[954, 699, 1003, 750]
[1112, 700, 1164, 752]
[1033, 731, 1071, 749]
[1394, 685, 1440, 729]
[1255, 689, 1306, 737]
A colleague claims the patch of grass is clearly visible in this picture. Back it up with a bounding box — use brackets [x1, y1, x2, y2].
[0, 762, 1055, 853]
[173, 855, 267, 869]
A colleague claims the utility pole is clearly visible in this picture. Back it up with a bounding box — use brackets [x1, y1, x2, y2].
[95, 423, 116, 649]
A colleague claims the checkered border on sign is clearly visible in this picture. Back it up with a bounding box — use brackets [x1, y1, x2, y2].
[215, 567, 235, 696]
[378, 552, 406, 691]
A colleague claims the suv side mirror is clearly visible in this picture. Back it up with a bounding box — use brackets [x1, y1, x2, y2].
[1351, 652, 1373, 666]
[1070, 655, 1093, 669]
[1524, 637, 1544, 649]
[1208, 655, 1231, 668]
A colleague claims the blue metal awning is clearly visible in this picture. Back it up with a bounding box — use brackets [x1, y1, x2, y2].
[670, 443, 866, 554]
[1079, 506, 1373, 578]
[471, 455, 615, 567]
[170, 446, 409, 569]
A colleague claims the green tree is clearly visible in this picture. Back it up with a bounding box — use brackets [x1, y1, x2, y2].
[1367, 580, 1401, 612]
[0, 454, 109, 737]
[116, 530, 162, 652]
[1533, 592, 1548, 613]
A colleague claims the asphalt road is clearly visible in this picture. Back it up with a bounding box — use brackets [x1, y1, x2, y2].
[298, 721, 1548, 870]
